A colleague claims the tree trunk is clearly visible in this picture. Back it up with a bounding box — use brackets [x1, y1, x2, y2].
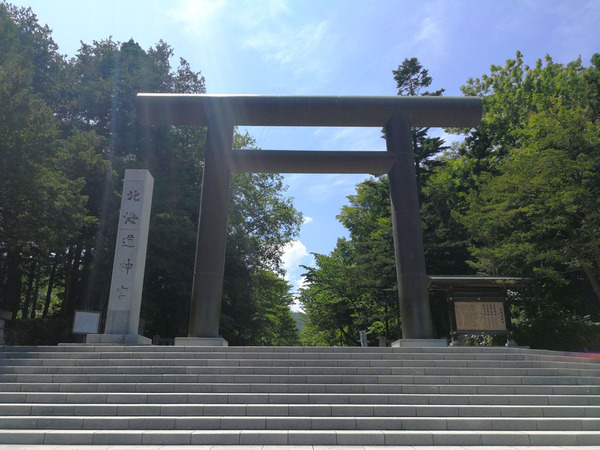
[61, 247, 73, 316]
[568, 245, 600, 307]
[0, 256, 5, 305]
[578, 259, 600, 306]
[384, 303, 389, 338]
[583, 216, 600, 287]
[3, 245, 23, 316]
[30, 275, 41, 319]
[42, 255, 58, 318]
[21, 258, 37, 319]
[79, 246, 94, 309]
[69, 246, 83, 311]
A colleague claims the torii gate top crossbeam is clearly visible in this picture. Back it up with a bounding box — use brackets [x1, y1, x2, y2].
[136, 94, 482, 128]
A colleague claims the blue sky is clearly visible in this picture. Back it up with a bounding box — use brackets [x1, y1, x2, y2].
[11, 0, 600, 304]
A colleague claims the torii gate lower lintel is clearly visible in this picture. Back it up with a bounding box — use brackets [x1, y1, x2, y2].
[136, 94, 482, 342]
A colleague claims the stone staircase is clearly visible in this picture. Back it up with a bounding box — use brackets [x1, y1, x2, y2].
[0, 344, 599, 446]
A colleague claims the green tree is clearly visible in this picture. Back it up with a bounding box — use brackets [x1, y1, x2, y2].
[420, 145, 478, 275]
[337, 177, 399, 338]
[0, 3, 93, 317]
[463, 104, 600, 295]
[244, 270, 300, 346]
[300, 240, 365, 346]
[392, 57, 447, 190]
[458, 51, 593, 163]
[220, 135, 303, 344]
[455, 53, 600, 349]
[57, 37, 202, 320]
[2, 3, 303, 345]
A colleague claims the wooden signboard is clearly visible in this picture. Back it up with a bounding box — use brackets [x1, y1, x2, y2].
[428, 276, 523, 346]
[454, 301, 507, 331]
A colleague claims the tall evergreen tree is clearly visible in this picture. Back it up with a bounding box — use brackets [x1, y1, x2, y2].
[0, 3, 93, 318]
[1, 3, 302, 344]
[392, 57, 447, 190]
[452, 52, 600, 349]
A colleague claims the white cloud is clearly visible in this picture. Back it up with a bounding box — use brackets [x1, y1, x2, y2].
[307, 174, 367, 204]
[242, 19, 333, 77]
[290, 297, 304, 313]
[169, 0, 339, 81]
[168, 0, 229, 37]
[428, 128, 459, 148]
[314, 127, 384, 151]
[282, 240, 310, 275]
[415, 16, 442, 46]
[281, 240, 314, 313]
[295, 276, 308, 290]
[302, 216, 313, 224]
[239, 0, 291, 28]
[168, 0, 290, 34]
[412, 2, 453, 60]
[289, 275, 308, 313]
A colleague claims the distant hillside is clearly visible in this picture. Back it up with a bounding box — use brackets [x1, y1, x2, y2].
[292, 312, 305, 331]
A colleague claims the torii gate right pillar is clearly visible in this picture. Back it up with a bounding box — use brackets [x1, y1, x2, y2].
[386, 113, 434, 340]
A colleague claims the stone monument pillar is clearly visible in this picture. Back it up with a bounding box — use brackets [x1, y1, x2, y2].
[87, 169, 154, 345]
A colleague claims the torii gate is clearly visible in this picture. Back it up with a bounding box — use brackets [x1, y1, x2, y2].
[136, 94, 482, 345]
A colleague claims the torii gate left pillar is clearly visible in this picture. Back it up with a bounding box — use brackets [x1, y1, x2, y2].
[182, 116, 233, 345]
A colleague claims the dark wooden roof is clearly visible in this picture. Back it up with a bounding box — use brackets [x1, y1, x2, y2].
[428, 276, 527, 289]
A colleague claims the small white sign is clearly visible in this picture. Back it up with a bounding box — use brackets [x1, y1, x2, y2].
[72, 310, 101, 334]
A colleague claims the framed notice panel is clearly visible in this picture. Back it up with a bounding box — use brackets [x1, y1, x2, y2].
[447, 295, 514, 345]
[454, 301, 507, 332]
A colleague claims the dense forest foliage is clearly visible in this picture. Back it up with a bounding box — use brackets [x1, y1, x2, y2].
[2, 3, 599, 350]
[300, 55, 600, 351]
[0, 3, 301, 345]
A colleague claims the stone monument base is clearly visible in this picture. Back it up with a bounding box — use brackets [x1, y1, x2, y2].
[392, 338, 448, 348]
[174, 337, 229, 347]
[85, 333, 151, 345]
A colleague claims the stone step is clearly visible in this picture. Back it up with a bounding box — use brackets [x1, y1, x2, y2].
[2, 381, 599, 395]
[1, 345, 555, 352]
[3, 356, 598, 369]
[2, 345, 594, 360]
[2, 344, 593, 358]
[3, 364, 600, 378]
[2, 391, 598, 405]
[0, 428, 599, 446]
[1, 403, 599, 417]
[2, 346, 596, 366]
[1, 415, 600, 431]
[1, 346, 595, 359]
[2, 356, 599, 369]
[3, 373, 600, 386]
